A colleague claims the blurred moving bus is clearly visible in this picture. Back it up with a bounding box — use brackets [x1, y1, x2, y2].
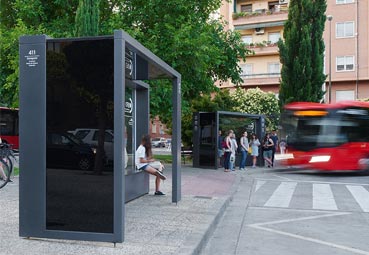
[0, 107, 19, 150]
[280, 101, 369, 171]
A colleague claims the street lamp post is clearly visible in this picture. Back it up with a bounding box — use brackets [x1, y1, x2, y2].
[327, 15, 333, 103]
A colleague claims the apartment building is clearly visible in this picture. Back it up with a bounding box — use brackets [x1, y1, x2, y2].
[220, 0, 369, 102]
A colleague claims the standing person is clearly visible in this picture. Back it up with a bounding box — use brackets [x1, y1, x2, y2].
[223, 130, 233, 172]
[239, 131, 249, 170]
[262, 133, 274, 167]
[270, 130, 279, 167]
[135, 134, 166, 195]
[249, 133, 260, 168]
[230, 132, 238, 171]
[217, 130, 224, 168]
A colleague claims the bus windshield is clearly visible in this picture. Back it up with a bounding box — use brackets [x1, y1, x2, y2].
[281, 108, 369, 151]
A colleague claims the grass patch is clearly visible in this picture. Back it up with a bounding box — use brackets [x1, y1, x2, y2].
[13, 167, 19, 176]
[154, 155, 172, 163]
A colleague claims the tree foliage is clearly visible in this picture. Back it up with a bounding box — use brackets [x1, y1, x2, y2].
[278, 0, 327, 109]
[182, 89, 236, 145]
[75, 0, 100, 36]
[1, 0, 250, 120]
[231, 87, 280, 131]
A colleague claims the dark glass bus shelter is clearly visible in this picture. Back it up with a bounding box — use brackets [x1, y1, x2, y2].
[193, 111, 265, 169]
[18, 30, 181, 243]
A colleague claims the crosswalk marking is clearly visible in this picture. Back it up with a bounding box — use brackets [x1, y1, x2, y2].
[255, 180, 266, 192]
[313, 184, 337, 210]
[346, 185, 369, 212]
[264, 182, 297, 208]
[256, 181, 369, 213]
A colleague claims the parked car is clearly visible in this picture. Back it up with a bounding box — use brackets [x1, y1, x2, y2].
[151, 137, 167, 148]
[69, 128, 114, 162]
[69, 128, 129, 168]
[46, 132, 95, 170]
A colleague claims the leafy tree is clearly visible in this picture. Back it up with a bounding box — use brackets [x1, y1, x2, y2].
[278, 0, 327, 109]
[231, 87, 280, 131]
[181, 89, 236, 145]
[1, 0, 250, 139]
[75, 0, 100, 36]
[104, 0, 251, 124]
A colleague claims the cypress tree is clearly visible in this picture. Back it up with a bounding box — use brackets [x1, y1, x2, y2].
[278, 0, 327, 109]
[75, 0, 100, 36]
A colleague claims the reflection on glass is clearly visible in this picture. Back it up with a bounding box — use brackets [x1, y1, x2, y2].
[125, 86, 138, 175]
[219, 115, 255, 138]
[46, 39, 114, 233]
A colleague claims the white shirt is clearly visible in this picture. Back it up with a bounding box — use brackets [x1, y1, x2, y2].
[135, 145, 147, 169]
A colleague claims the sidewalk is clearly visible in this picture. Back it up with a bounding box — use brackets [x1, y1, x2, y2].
[0, 165, 244, 255]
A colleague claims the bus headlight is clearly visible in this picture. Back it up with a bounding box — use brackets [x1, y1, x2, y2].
[309, 155, 331, 163]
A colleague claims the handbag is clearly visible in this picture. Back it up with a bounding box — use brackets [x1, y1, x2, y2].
[248, 147, 252, 154]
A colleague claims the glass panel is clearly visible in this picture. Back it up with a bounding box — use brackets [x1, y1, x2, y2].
[268, 32, 280, 43]
[336, 23, 344, 37]
[46, 39, 114, 233]
[345, 22, 354, 36]
[241, 64, 252, 75]
[242, 35, 253, 44]
[241, 4, 252, 12]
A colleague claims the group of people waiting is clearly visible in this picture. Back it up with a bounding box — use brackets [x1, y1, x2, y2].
[218, 130, 279, 172]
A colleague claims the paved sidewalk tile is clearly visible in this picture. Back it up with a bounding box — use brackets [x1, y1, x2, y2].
[0, 165, 242, 255]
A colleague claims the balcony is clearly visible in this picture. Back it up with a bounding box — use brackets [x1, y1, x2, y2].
[247, 42, 279, 56]
[233, 10, 288, 28]
[241, 73, 281, 86]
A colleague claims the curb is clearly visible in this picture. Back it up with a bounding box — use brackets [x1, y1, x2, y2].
[178, 172, 243, 255]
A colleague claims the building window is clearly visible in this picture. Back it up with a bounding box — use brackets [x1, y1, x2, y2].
[268, 1, 280, 12]
[268, 32, 281, 43]
[152, 123, 156, 133]
[240, 64, 253, 76]
[336, 22, 354, 38]
[336, 56, 354, 71]
[268, 63, 280, 76]
[242, 35, 253, 44]
[336, 0, 354, 4]
[241, 4, 252, 13]
[336, 90, 354, 101]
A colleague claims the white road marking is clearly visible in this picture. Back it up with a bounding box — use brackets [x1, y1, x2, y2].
[248, 212, 369, 255]
[346, 185, 369, 212]
[313, 183, 338, 210]
[264, 182, 297, 208]
[254, 177, 369, 187]
[255, 180, 266, 192]
[272, 174, 293, 181]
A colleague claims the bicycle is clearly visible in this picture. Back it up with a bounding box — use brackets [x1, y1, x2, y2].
[0, 143, 16, 189]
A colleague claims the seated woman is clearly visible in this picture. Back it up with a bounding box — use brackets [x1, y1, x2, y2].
[135, 134, 166, 196]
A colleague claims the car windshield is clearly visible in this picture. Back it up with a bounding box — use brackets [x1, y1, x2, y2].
[65, 133, 84, 145]
[152, 138, 160, 141]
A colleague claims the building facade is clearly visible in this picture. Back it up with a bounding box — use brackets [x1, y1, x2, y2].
[220, 0, 369, 102]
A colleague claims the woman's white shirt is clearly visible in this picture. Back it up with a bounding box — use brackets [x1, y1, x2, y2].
[135, 145, 147, 169]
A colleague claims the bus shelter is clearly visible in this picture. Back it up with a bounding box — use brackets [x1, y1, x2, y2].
[19, 30, 181, 243]
[193, 111, 265, 169]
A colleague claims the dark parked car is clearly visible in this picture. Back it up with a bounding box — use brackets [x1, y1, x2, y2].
[47, 132, 95, 170]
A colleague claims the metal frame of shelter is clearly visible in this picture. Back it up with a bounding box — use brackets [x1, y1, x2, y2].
[19, 30, 181, 243]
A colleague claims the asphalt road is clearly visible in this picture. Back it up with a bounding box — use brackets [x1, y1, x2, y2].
[202, 166, 369, 255]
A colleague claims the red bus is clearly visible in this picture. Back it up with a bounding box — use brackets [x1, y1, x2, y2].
[280, 101, 369, 171]
[0, 107, 19, 150]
